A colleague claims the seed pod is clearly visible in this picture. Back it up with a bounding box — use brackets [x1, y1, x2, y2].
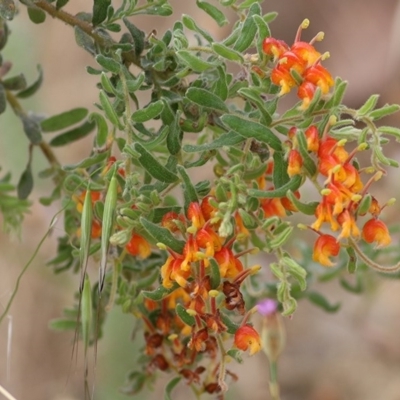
[79, 188, 93, 291]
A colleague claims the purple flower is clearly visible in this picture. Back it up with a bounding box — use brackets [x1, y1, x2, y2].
[257, 299, 278, 316]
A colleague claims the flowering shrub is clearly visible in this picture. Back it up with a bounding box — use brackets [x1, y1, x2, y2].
[1, 1, 400, 399]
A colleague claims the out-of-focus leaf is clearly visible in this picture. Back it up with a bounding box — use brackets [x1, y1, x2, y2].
[27, 6, 46, 23]
[41, 108, 88, 132]
[196, 0, 228, 26]
[0, 0, 16, 20]
[2, 74, 27, 91]
[49, 121, 95, 147]
[17, 65, 43, 99]
[17, 163, 33, 200]
[21, 115, 42, 144]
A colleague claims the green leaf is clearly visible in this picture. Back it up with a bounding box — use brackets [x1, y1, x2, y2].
[285, 191, 318, 215]
[48, 318, 77, 331]
[99, 90, 123, 129]
[166, 111, 182, 155]
[356, 94, 379, 117]
[177, 165, 198, 202]
[164, 377, 182, 400]
[282, 257, 307, 291]
[248, 175, 302, 198]
[227, 348, 243, 363]
[41, 108, 88, 132]
[0, 0, 16, 20]
[221, 114, 282, 151]
[369, 104, 400, 120]
[17, 65, 43, 99]
[140, 217, 184, 253]
[182, 14, 214, 43]
[196, 0, 228, 26]
[238, 87, 272, 125]
[211, 43, 244, 63]
[186, 87, 228, 113]
[176, 304, 195, 326]
[17, 163, 33, 200]
[346, 246, 357, 274]
[81, 275, 93, 352]
[89, 112, 108, 147]
[238, 0, 263, 9]
[183, 131, 244, 152]
[55, 0, 69, 9]
[2, 74, 27, 91]
[49, 121, 95, 147]
[379, 125, 400, 142]
[62, 152, 109, 171]
[131, 100, 164, 123]
[340, 275, 363, 294]
[21, 115, 42, 144]
[253, 14, 271, 55]
[308, 292, 340, 313]
[142, 284, 179, 301]
[123, 18, 145, 56]
[297, 130, 317, 176]
[92, 0, 111, 25]
[133, 143, 179, 183]
[74, 26, 96, 56]
[176, 50, 219, 72]
[27, 6, 46, 23]
[233, 3, 260, 52]
[272, 151, 289, 189]
[96, 54, 121, 74]
[209, 258, 221, 289]
[0, 84, 6, 114]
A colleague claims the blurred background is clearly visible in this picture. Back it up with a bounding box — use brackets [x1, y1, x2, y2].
[1, 1, 400, 399]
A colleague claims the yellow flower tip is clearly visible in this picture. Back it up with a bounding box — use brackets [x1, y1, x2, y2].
[337, 138, 347, 147]
[351, 194, 362, 202]
[195, 251, 207, 260]
[357, 143, 368, 151]
[321, 51, 330, 61]
[210, 216, 221, 225]
[364, 166, 375, 174]
[168, 334, 178, 341]
[331, 164, 342, 174]
[328, 115, 337, 126]
[301, 19, 310, 29]
[297, 223, 308, 230]
[315, 31, 325, 41]
[209, 290, 219, 298]
[321, 188, 332, 196]
[374, 171, 383, 181]
[387, 197, 396, 206]
[279, 56, 288, 65]
[186, 309, 197, 316]
[249, 247, 260, 255]
[250, 264, 262, 274]
[157, 242, 167, 250]
[186, 225, 197, 235]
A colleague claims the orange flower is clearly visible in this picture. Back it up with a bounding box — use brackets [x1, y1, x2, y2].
[261, 197, 286, 218]
[234, 325, 261, 356]
[161, 255, 191, 288]
[262, 37, 289, 58]
[75, 190, 101, 213]
[303, 64, 334, 94]
[312, 197, 339, 231]
[297, 81, 316, 109]
[336, 209, 360, 240]
[187, 202, 205, 230]
[312, 234, 340, 267]
[362, 218, 391, 247]
[305, 125, 320, 152]
[214, 247, 243, 278]
[196, 225, 223, 259]
[291, 41, 321, 66]
[161, 211, 185, 233]
[125, 233, 151, 258]
[287, 149, 303, 177]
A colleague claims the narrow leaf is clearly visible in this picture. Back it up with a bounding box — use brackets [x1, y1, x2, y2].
[164, 377, 182, 400]
[248, 175, 302, 198]
[140, 217, 185, 253]
[17, 65, 43, 99]
[308, 291, 340, 313]
[183, 132, 244, 153]
[17, 163, 33, 200]
[286, 191, 318, 215]
[176, 304, 195, 326]
[131, 100, 164, 123]
[177, 165, 198, 205]
[196, 0, 228, 26]
[74, 26, 96, 56]
[92, 0, 111, 25]
[176, 50, 219, 72]
[96, 54, 121, 74]
[89, 112, 109, 147]
[41, 108, 88, 132]
[133, 143, 179, 183]
[221, 114, 282, 151]
[123, 18, 145, 56]
[233, 3, 260, 52]
[79, 189, 93, 291]
[49, 121, 95, 147]
[81, 275, 93, 353]
[142, 284, 179, 301]
[99, 90, 123, 129]
[0, 83, 6, 114]
[186, 87, 228, 113]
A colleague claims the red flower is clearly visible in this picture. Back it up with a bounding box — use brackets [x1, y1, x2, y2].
[125, 233, 151, 258]
[312, 234, 340, 267]
[362, 218, 391, 247]
[234, 325, 261, 355]
[287, 149, 303, 177]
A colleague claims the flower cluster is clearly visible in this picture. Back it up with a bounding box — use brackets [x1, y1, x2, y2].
[287, 124, 391, 266]
[262, 19, 334, 109]
[138, 197, 261, 393]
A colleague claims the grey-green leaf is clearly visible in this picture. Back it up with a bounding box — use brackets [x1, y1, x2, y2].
[49, 121, 95, 147]
[92, 0, 111, 25]
[17, 163, 33, 200]
[41, 108, 89, 132]
[0, 0, 16, 20]
[96, 54, 121, 74]
[2, 74, 27, 91]
[221, 114, 282, 150]
[22, 115, 42, 144]
[17, 65, 43, 99]
[176, 50, 219, 72]
[183, 131, 244, 153]
[186, 87, 228, 113]
[131, 100, 164, 123]
[196, 0, 228, 27]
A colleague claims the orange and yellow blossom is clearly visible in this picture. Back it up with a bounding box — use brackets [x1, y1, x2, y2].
[234, 324, 261, 356]
[362, 218, 391, 247]
[125, 233, 151, 258]
[312, 234, 340, 267]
